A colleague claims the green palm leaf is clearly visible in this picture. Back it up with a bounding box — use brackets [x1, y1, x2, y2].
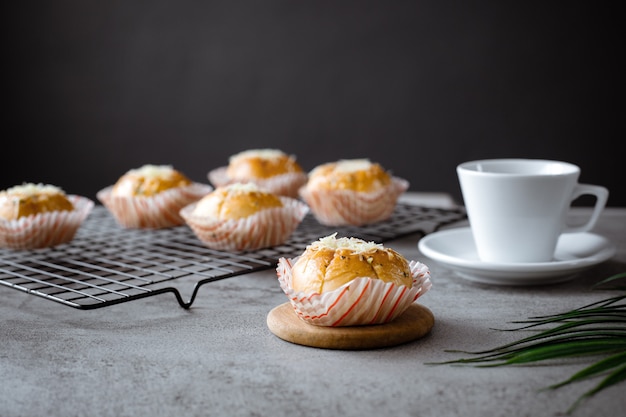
[429, 272, 626, 414]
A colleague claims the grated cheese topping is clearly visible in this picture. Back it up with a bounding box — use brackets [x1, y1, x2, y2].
[3, 183, 66, 197]
[222, 182, 262, 193]
[229, 149, 287, 163]
[124, 164, 176, 178]
[333, 159, 373, 173]
[310, 233, 383, 253]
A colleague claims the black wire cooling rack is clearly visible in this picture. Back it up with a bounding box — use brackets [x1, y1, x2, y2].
[0, 203, 465, 310]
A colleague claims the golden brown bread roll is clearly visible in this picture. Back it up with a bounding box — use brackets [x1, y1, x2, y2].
[306, 159, 392, 192]
[111, 164, 192, 197]
[0, 183, 74, 220]
[225, 149, 304, 180]
[192, 182, 283, 220]
[291, 234, 412, 294]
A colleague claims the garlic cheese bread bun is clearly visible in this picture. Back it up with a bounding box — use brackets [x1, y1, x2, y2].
[111, 164, 192, 197]
[306, 159, 391, 192]
[192, 182, 283, 220]
[0, 183, 94, 250]
[0, 183, 74, 220]
[208, 149, 308, 198]
[298, 158, 409, 226]
[291, 234, 412, 294]
[226, 149, 304, 180]
[98, 164, 212, 229]
[181, 182, 308, 251]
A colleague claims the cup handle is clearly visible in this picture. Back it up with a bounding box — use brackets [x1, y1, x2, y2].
[563, 183, 609, 234]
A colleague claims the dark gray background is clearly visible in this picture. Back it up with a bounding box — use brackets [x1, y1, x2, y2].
[3, 1, 623, 206]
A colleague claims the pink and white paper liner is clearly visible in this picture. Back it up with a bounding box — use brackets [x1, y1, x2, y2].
[299, 177, 409, 226]
[208, 166, 308, 198]
[276, 257, 432, 327]
[180, 196, 309, 251]
[0, 195, 94, 250]
[97, 182, 213, 229]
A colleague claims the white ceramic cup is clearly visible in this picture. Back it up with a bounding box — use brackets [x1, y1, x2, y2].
[457, 159, 609, 263]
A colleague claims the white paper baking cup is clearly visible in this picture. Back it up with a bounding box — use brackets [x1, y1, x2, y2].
[180, 196, 309, 251]
[276, 257, 432, 327]
[299, 177, 409, 226]
[97, 182, 213, 229]
[0, 195, 94, 250]
[208, 166, 308, 198]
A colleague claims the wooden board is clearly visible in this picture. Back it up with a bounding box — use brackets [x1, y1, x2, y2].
[266, 302, 434, 350]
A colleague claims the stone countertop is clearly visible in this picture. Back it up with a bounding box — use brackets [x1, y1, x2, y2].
[1, 196, 625, 417]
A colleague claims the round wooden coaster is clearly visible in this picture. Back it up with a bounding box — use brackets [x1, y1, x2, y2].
[266, 302, 434, 350]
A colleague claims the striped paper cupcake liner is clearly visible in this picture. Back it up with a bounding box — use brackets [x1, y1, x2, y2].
[0, 195, 94, 250]
[180, 196, 309, 251]
[208, 166, 308, 199]
[97, 182, 213, 229]
[299, 177, 409, 226]
[276, 257, 432, 327]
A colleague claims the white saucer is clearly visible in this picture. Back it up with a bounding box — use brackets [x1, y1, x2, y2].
[417, 227, 615, 285]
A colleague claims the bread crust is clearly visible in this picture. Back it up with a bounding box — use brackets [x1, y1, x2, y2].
[291, 237, 412, 293]
[307, 159, 391, 192]
[111, 165, 192, 197]
[0, 184, 74, 220]
[192, 184, 283, 219]
[226, 149, 303, 180]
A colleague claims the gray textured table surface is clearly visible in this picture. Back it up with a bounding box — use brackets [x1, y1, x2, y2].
[1, 197, 625, 417]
